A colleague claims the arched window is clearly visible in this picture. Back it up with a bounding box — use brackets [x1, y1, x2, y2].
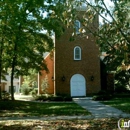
[74, 20, 80, 34]
[74, 46, 81, 60]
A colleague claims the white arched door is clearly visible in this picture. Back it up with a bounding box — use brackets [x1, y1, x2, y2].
[70, 74, 86, 97]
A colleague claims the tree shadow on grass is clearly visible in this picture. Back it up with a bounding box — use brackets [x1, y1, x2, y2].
[0, 100, 90, 117]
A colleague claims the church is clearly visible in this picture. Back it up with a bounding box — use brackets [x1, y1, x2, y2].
[39, 6, 101, 97]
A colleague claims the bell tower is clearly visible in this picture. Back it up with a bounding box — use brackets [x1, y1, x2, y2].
[54, 4, 101, 96]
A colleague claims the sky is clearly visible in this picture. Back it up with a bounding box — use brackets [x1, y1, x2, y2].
[99, 0, 114, 23]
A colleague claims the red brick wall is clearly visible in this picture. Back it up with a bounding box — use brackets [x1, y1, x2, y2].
[39, 54, 54, 94]
[55, 13, 101, 95]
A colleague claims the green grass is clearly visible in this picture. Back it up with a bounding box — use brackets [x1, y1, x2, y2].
[101, 97, 130, 114]
[0, 100, 90, 117]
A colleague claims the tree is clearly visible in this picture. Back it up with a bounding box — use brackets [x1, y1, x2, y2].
[0, 0, 53, 100]
[70, 0, 130, 89]
[0, 0, 75, 100]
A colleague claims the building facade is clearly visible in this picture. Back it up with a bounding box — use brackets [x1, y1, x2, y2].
[38, 7, 101, 97]
[55, 31, 101, 97]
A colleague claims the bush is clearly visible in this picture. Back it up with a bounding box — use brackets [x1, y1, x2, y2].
[30, 88, 38, 97]
[50, 96, 64, 101]
[1, 91, 11, 100]
[114, 86, 129, 93]
[20, 84, 32, 95]
[63, 96, 72, 101]
[34, 94, 72, 102]
[97, 90, 107, 95]
[92, 95, 112, 101]
[92, 90, 113, 101]
[34, 94, 45, 101]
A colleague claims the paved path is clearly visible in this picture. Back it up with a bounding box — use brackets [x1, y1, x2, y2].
[73, 97, 130, 118]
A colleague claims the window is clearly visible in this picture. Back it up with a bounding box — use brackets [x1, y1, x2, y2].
[74, 46, 81, 60]
[74, 20, 80, 34]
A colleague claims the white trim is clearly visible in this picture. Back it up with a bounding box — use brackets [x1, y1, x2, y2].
[74, 46, 81, 60]
[53, 33, 56, 96]
[38, 72, 40, 95]
[44, 52, 50, 59]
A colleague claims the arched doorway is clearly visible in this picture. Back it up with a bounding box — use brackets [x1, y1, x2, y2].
[70, 74, 86, 97]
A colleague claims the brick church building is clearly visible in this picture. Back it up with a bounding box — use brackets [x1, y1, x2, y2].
[39, 6, 101, 97]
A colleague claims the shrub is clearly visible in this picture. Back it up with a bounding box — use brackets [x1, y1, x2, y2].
[63, 96, 72, 101]
[114, 86, 129, 93]
[1, 91, 11, 100]
[97, 90, 107, 95]
[34, 94, 72, 102]
[50, 96, 64, 101]
[92, 95, 112, 101]
[30, 88, 38, 97]
[20, 84, 31, 95]
[34, 94, 48, 101]
[92, 90, 113, 101]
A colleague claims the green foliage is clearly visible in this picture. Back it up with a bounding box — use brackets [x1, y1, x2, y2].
[114, 86, 129, 93]
[22, 69, 38, 87]
[114, 70, 130, 91]
[92, 95, 112, 101]
[30, 88, 38, 97]
[1, 91, 11, 100]
[20, 84, 32, 95]
[21, 69, 39, 95]
[49, 96, 64, 101]
[34, 94, 72, 101]
[0, 0, 75, 100]
[92, 90, 113, 101]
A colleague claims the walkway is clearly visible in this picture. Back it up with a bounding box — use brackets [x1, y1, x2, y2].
[73, 97, 130, 118]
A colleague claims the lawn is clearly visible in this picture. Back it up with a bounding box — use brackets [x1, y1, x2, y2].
[0, 118, 119, 130]
[101, 97, 130, 114]
[0, 100, 90, 117]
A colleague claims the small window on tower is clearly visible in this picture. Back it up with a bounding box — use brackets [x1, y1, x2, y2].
[74, 20, 80, 34]
[74, 46, 81, 60]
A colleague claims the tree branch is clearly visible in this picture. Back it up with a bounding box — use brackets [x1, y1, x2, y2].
[101, 0, 130, 43]
[85, 0, 112, 24]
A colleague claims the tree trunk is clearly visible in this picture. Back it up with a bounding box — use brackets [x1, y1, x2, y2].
[10, 25, 21, 100]
[10, 42, 17, 101]
[10, 49, 17, 100]
[0, 81, 2, 100]
[0, 63, 2, 99]
[10, 60, 15, 101]
[0, 38, 4, 100]
[0, 64, 1, 99]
